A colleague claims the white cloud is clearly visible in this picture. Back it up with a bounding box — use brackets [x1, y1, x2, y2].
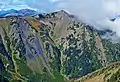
[97, 18, 120, 37]
[49, 0, 59, 3]
[55, 0, 120, 37]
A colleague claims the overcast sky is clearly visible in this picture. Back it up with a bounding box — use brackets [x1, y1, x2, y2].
[0, 0, 120, 36]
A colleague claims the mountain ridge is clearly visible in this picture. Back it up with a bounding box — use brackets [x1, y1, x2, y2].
[0, 9, 38, 17]
[0, 10, 119, 82]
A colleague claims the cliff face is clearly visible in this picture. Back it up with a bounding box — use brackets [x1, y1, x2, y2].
[0, 10, 120, 82]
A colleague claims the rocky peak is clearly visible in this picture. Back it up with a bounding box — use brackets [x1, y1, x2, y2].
[0, 10, 120, 82]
